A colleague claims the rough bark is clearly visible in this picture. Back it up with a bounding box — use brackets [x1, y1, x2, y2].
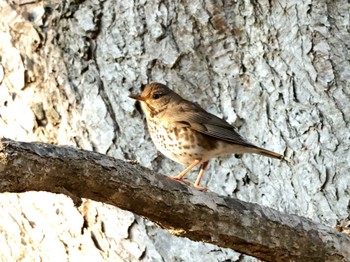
[0, 138, 349, 262]
[1, 0, 350, 261]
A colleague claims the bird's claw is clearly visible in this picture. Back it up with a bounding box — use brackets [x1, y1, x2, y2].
[170, 175, 183, 181]
[193, 184, 208, 191]
[170, 177, 208, 191]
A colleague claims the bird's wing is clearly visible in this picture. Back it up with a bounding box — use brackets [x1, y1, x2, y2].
[170, 102, 257, 148]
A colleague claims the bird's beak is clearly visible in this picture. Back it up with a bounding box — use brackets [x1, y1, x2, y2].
[129, 94, 145, 101]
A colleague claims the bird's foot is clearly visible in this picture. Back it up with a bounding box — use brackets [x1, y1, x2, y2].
[193, 184, 208, 191]
[178, 180, 208, 191]
[169, 176, 207, 191]
[169, 175, 183, 181]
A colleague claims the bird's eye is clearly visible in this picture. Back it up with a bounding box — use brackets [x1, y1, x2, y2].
[152, 94, 160, 99]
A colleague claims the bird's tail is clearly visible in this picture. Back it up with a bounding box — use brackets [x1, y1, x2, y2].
[254, 147, 284, 160]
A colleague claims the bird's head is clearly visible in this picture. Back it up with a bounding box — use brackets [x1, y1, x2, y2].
[129, 83, 180, 118]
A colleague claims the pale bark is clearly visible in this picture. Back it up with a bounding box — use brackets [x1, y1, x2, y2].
[0, 138, 349, 262]
[0, 0, 349, 261]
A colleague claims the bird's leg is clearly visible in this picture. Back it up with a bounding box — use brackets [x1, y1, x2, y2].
[194, 161, 209, 191]
[170, 159, 200, 181]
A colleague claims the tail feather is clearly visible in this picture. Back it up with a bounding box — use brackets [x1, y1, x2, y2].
[255, 147, 284, 160]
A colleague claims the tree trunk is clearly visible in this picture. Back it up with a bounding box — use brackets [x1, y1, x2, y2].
[0, 0, 349, 261]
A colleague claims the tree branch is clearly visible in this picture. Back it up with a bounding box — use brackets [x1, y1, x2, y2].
[0, 138, 348, 261]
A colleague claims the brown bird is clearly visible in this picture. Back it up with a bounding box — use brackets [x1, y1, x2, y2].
[129, 83, 283, 190]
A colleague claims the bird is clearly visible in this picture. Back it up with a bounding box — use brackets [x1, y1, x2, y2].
[129, 82, 283, 190]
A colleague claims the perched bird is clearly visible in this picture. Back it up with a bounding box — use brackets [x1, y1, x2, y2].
[129, 83, 283, 190]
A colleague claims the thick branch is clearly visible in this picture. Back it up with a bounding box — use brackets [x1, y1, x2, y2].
[0, 138, 348, 261]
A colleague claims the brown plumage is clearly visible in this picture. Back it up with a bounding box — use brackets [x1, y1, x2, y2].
[130, 83, 283, 190]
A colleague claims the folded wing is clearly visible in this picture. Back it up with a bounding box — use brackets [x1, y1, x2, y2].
[171, 102, 257, 148]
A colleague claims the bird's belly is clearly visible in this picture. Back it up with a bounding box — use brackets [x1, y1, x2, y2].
[148, 123, 254, 166]
[148, 124, 209, 165]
